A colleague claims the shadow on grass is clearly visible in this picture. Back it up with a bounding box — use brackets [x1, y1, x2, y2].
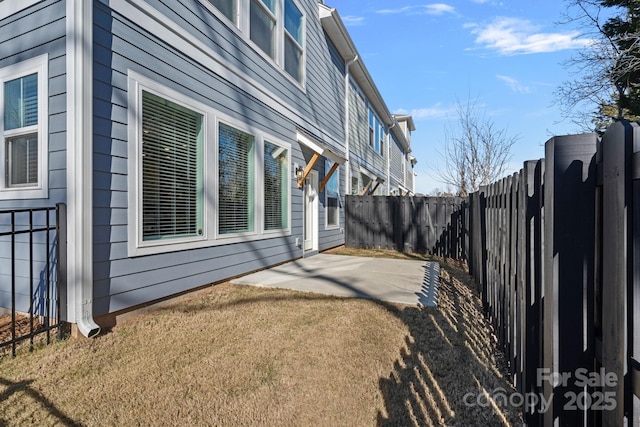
[158, 249, 521, 426]
[0, 376, 82, 427]
[375, 259, 520, 426]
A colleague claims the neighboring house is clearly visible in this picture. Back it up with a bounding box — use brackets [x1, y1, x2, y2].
[318, 5, 416, 198]
[0, 0, 419, 336]
[389, 114, 416, 196]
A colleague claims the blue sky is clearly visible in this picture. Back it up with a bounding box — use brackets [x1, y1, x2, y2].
[325, 0, 594, 194]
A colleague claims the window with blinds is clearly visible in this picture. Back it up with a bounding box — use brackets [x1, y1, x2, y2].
[218, 122, 255, 234]
[4, 73, 38, 187]
[141, 91, 203, 241]
[129, 73, 292, 255]
[264, 140, 288, 230]
[325, 160, 339, 227]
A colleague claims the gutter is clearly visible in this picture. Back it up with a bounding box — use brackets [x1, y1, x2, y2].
[67, 0, 100, 337]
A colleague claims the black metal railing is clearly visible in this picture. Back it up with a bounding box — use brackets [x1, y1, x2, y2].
[0, 204, 66, 357]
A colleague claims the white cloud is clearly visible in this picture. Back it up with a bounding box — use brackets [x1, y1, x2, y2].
[341, 15, 366, 26]
[496, 75, 531, 93]
[395, 105, 455, 120]
[377, 4, 455, 16]
[467, 17, 592, 55]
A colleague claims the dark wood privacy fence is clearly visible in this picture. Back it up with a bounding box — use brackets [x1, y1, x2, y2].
[466, 126, 640, 426]
[344, 121, 640, 426]
[344, 195, 466, 256]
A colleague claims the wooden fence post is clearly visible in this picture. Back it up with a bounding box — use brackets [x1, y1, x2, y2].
[601, 121, 634, 427]
[543, 134, 598, 426]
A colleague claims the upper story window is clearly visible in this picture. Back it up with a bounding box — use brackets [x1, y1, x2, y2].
[284, 0, 303, 81]
[0, 54, 48, 199]
[205, 0, 306, 84]
[250, 0, 277, 59]
[368, 109, 384, 157]
[209, 0, 237, 23]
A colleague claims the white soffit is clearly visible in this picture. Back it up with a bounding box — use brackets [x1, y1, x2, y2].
[297, 130, 346, 165]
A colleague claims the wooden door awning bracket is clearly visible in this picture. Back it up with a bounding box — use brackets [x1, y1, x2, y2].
[297, 152, 321, 188]
[370, 181, 381, 194]
[319, 162, 340, 192]
[359, 178, 374, 195]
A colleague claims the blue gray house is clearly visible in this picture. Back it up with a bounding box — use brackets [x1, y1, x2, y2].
[0, 0, 418, 337]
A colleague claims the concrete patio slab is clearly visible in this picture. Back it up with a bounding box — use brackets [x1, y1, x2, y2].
[231, 254, 440, 307]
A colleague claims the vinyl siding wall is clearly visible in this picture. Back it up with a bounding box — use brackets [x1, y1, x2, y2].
[348, 82, 386, 182]
[92, 0, 346, 315]
[389, 135, 405, 192]
[0, 0, 66, 313]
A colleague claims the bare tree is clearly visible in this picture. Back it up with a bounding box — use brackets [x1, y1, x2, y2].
[437, 98, 517, 197]
[555, 0, 640, 131]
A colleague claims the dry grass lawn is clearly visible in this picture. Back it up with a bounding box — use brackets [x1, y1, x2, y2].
[0, 248, 521, 426]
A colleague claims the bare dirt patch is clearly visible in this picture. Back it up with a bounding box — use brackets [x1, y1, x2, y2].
[0, 250, 521, 426]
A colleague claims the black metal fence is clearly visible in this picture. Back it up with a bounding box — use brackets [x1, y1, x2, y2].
[0, 204, 66, 357]
[344, 195, 466, 256]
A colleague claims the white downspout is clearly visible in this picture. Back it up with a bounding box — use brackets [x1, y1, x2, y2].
[387, 119, 396, 195]
[344, 55, 358, 196]
[67, 0, 100, 337]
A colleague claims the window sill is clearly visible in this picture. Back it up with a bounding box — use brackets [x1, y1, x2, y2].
[128, 229, 292, 257]
[0, 187, 48, 200]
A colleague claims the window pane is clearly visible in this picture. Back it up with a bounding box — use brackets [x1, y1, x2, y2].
[4, 73, 38, 130]
[208, 0, 236, 22]
[6, 134, 38, 186]
[351, 176, 358, 195]
[327, 196, 338, 226]
[264, 141, 288, 230]
[261, 0, 276, 14]
[219, 122, 255, 234]
[141, 91, 203, 241]
[284, 36, 302, 81]
[325, 161, 339, 197]
[250, 0, 276, 59]
[326, 161, 339, 226]
[284, 0, 303, 45]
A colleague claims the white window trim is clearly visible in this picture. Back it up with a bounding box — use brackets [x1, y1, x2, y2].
[0, 54, 49, 200]
[325, 161, 340, 230]
[0, 0, 41, 19]
[198, 0, 306, 87]
[261, 137, 292, 237]
[127, 71, 291, 257]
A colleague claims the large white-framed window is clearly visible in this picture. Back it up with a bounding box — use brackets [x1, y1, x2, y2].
[140, 90, 204, 242]
[218, 121, 256, 235]
[128, 71, 291, 257]
[0, 54, 48, 199]
[325, 160, 339, 229]
[202, 0, 306, 85]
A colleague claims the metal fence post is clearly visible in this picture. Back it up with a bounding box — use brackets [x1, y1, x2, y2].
[56, 203, 70, 339]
